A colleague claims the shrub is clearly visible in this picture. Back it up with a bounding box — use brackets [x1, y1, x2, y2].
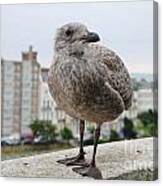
[60, 127, 74, 142]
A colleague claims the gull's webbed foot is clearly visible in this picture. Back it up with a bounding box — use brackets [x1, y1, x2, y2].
[72, 164, 102, 179]
[57, 152, 87, 166]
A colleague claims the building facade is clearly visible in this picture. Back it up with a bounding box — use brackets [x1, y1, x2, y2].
[136, 89, 153, 112]
[1, 46, 41, 137]
[40, 68, 79, 136]
[1, 45, 154, 139]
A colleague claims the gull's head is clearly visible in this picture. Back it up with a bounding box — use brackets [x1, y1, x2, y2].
[54, 22, 100, 51]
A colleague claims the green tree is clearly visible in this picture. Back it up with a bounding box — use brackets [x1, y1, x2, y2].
[109, 129, 120, 142]
[137, 109, 154, 127]
[87, 125, 95, 135]
[29, 120, 44, 137]
[137, 109, 157, 137]
[122, 117, 137, 139]
[29, 120, 58, 143]
[83, 125, 95, 145]
[60, 127, 73, 142]
[43, 122, 58, 142]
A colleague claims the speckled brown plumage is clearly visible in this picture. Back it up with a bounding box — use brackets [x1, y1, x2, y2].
[48, 23, 132, 124]
[48, 22, 133, 178]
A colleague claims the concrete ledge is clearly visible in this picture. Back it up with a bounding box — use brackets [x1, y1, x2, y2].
[1, 137, 158, 180]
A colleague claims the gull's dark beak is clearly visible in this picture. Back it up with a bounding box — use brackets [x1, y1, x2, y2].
[86, 32, 100, 42]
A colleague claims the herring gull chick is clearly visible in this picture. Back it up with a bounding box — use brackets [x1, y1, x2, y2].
[48, 22, 133, 178]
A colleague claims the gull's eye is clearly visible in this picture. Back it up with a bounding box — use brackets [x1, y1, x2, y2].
[65, 29, 73, 37]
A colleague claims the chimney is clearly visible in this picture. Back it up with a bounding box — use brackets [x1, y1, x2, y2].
[22, 45, 37, 62]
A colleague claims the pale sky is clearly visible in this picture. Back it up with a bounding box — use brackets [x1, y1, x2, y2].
[1, 0, 153, 73]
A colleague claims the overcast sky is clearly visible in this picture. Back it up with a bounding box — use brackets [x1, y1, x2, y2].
[1, 0, 153, 73]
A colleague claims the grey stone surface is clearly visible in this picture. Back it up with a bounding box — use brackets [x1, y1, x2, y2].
[1, 137, 158, 180]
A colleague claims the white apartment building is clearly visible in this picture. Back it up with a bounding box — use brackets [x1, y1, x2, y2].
[40, 68, 79, 136]
[40, 68, 66, 125]
[137, 89, 153, 112]
[1, 46, 41, 137]
[1, 60, 16, 137]
[40, 80, 61, 124]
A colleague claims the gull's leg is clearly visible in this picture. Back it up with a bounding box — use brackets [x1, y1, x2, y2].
[57, 120, 87, 166]
[73, 123, 102, 179]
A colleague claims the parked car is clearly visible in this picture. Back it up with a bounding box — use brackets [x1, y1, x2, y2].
[20, 134, 34, 145]
[33, 136, 49, 144]
[1, 136, 20, 146]
[1, 139, 10, 146]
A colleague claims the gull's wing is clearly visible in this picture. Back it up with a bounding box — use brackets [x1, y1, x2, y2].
[90, 44, 133, 110]
[103, 50, 132, 110]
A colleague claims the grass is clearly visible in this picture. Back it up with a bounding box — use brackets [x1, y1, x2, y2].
[1, 143, 73, 161]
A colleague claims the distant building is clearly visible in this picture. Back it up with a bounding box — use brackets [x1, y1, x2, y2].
[40, 68, 56, 123]
[1, 46, 41, 137]
[139, 78, 152, 89]
[40, 67, 66, 124]
[1, 49, 154, 139]
[136, 89, 153, 112]
[41, 67, 49, 82]
[39, 78, 67, 125]
[40, 68, 79, 136]
[132, 77, 152, 91]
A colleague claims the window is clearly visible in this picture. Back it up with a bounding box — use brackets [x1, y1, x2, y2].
[15, 64, 21, 72]
[32, 73, 38, 81]
[22, 100, 30, 105]
[34, 65, 38, 71]
[23, 91, 30, 97]
[15, 73, 21, 80]
[4, 116, 11, 121]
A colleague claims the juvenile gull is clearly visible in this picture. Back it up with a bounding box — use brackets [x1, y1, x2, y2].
[48, 22, 133, 178]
